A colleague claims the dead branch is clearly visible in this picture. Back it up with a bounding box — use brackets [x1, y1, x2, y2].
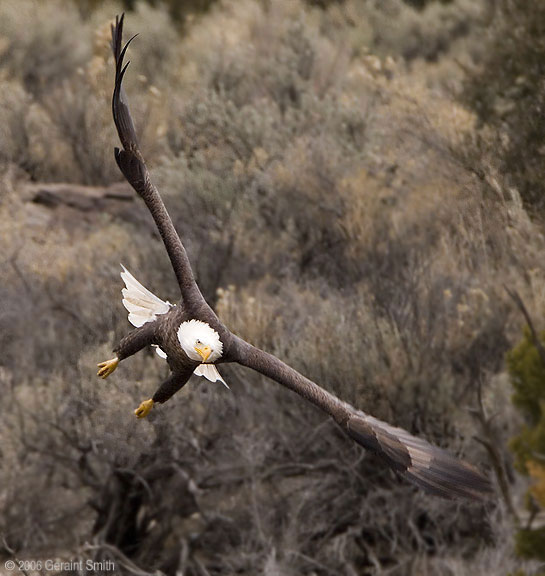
[470, 377, 519, 523]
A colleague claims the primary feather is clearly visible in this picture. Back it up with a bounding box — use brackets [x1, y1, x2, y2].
[346, 410, 492, 500]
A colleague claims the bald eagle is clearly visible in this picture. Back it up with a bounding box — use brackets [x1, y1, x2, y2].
[115, 265, 227, 386]
[98, 15, 493, 501]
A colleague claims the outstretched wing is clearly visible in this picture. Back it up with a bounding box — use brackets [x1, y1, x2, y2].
[230, 336, 493, 501]
[346, 411, 491, 500]
[111, 14, 206, 314]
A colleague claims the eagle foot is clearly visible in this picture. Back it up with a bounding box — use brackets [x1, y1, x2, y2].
[97, 357, 119, 379]
[135, 398, 154, 419]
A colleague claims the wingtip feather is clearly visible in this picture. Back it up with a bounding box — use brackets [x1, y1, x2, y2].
[346, 411, 493, 501]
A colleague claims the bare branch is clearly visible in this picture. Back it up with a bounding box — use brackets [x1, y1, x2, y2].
[470, 377, 519, 522]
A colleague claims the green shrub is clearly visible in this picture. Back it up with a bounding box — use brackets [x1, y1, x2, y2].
[516, 528, 545, 562]
[508, 328, 545, 561]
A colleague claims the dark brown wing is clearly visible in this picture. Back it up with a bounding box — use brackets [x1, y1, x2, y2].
[346, 411, 493, 500]
[110, 15, 205, 313]
[230, 336, 493, 501]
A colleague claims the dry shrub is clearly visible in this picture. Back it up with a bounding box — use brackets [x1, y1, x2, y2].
[0, 1, 178, 183]
[464, 0, 545, 214]
[0, 0, 89, 97]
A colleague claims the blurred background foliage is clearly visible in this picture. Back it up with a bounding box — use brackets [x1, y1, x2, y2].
[0, 0, 545, 574]
[508, 329, 545, 564]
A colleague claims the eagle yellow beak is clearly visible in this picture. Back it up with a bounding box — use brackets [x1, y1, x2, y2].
[195, 344, 211, 363]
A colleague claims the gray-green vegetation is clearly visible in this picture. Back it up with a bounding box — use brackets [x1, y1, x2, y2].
[0, 0, 544, 574]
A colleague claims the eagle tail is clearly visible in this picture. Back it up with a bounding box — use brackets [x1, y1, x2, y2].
[194, 364, 229, 388]
[120, 264, 172, 328]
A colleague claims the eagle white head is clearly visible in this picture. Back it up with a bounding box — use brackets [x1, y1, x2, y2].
[177, 319, 223, 364]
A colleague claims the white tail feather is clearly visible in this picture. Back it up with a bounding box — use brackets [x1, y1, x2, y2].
[120, 264, 172, 328]
[154, 346, 168, 359]
[194, 364, 229, 388]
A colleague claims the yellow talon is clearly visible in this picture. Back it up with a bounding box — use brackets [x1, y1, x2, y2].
[97, 357, 119, 379]
[135, 399, 154, 419]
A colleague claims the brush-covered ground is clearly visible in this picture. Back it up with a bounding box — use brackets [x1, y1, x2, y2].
[0, 1, 543, 574]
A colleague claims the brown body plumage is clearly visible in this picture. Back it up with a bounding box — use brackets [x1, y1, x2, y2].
[98, 14, 494, 501]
